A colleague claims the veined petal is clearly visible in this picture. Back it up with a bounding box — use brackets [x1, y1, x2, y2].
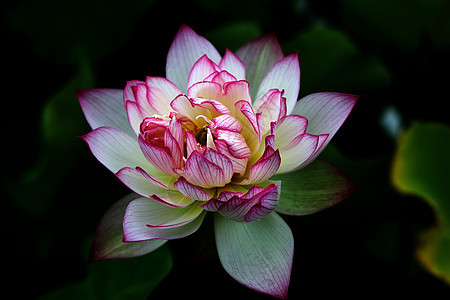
[273, 159, 358, 216]
[235, 33, 284, 97]
[187, 81, 223, 101]
[214, 212, 293, 299]
[174, 176, 213, 201]
[234, 100, 262, 155]
[215, 139, 248, 176]
[213, 114, 242, 132]
[276, 133, 320, 174]
[82, 126, 153, 174]
[170, 95, 209, 128]
[138, 135, 179, 177]
[254, 89, 287, 134]
[291, 92, 359, 161]
[77, 89, 134, 137]
[166, 25, 221, 93]
[239, 146, 281, 185]
[90, 193, 166, 262]
[115, 167, 175, 198]
[125, 100, 144, 136]
[187, 54, 220, 88]
[219, 49, 245, 80]
[146, 77, 182, 116]
[203, 148, 234, 182]
[123, 198, 205, 241]
[183, 151, 226, 188]
[256, 53, 300, 115]
[223, 80, 252, 114]
[274, 114, 309, 149]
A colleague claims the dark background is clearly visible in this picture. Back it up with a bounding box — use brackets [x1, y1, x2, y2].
[3, 0, 450, 298]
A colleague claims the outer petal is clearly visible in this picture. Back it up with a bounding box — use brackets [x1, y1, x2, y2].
[174, 176, 213, 201]
[166, 25, 221, 93]
[235, 33, 284, 97]
[123, 198, 205, 242]
[90, 193, 166, 262]
[256, 53, 300, 115]
[214, 212, 293, 299]
[219, 49, 245, 80]
[82, 126, 153, 174]
[291, 92, 359, 161]
[115, 167, 174, 198]
[77, 89, 135, 137]
[273, 159, 358, 215]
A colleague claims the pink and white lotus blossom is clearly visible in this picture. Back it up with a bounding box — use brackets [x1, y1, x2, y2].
[78, 25, 358, 299]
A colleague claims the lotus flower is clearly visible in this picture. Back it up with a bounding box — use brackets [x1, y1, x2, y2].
[78, 25, 358, 299]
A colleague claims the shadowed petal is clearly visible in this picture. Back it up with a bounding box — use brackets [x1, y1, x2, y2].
[138, 135, 179, 177]
[90, 193, 166, 262]
[276, 133, 320, 174]
[235, 34, 284, 97]
[166, 25, 221, 93]
[214, 212, 293, 299]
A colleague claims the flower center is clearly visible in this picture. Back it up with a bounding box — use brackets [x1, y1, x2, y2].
[195, 127, 208, 146]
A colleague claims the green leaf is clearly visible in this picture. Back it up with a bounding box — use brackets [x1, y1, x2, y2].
[39, 245, 172, 300]
[392, 122, 450, 284]
[214, 212, 293, 299]
[272, 159, 358, 216]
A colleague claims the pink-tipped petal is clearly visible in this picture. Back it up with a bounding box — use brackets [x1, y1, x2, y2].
[235, 33, 284, 97]
[183, 151, 226, 188]
[219, 49, 246, 80]
[276, 133, 320, 174]
[115, 167, 173, 198]
[240, 146, 281, 185]
[213, 114, 242, 132]
[203, 148, 234, 182]
[138, 135, 179, 177]
[174, 176, 213, 201]
[292, 92, 359, 161]
[215, 212, 293, 299]
[187, 54, 220, 88]
[123, 198, 205, 241]
[187, 81, 223, 101]
[274, 114, 309, 149]
[166, 25, 221, 93]
[77, 89, 134, 137]
[146, 77, 182, 116]
[256, 53, 300, 115]
[254, 89, 287, 134]
[125, 100, 144, 136]
[82, 126, 152, 174]
[223, 80, 252, 113]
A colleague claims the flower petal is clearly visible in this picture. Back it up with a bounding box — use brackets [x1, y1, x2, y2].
[273, 114, 308, 149]
[183, 151, 226, 188]
[256, 53, 300, 115]
[81, 126, 152, 174]
[125, 100, 144, 136]
[90, 193, 166, 262]
[219, 49, 245, 80]
[239, 146, 281, 185]
[214, 212, 293, 299]
[166, 25, 221, 93]
[138, 135, 179, 177]
[235, 34, 284, 97]
[273, 159, 358, 215]
[115, 167, 174, 198]
[276, 133, 321, 174]
[187, 54, 220, 89]
[77, 89, 134, 137]
[146, 77, 182, 116]
[123, 198, 205, 242]
[291, 92, 359, 161]
[174, 176, 213, 201]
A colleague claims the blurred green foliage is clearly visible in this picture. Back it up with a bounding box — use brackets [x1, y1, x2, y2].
[3, 0, 450, 298]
